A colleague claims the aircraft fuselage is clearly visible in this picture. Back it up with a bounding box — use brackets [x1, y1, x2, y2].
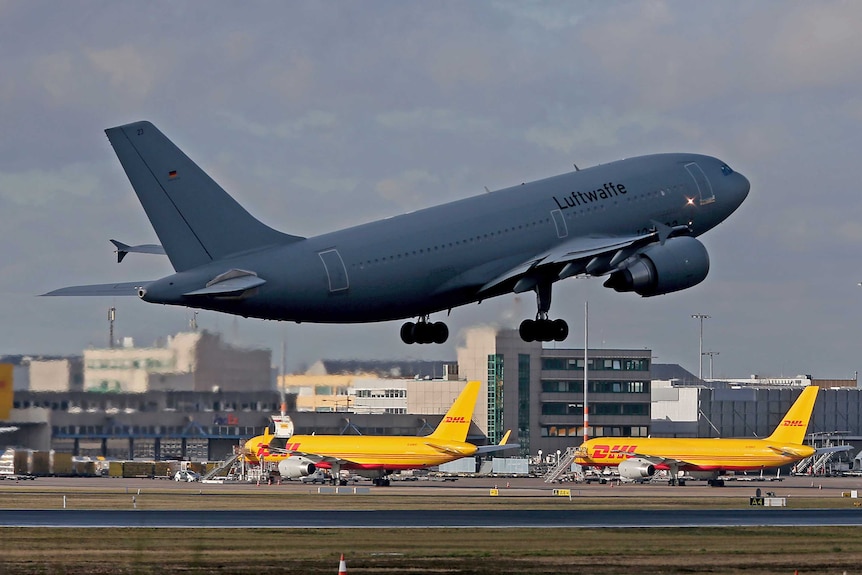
[142, 153, 747, 323]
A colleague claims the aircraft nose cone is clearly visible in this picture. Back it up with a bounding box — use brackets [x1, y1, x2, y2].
[736, 172, 750, 204]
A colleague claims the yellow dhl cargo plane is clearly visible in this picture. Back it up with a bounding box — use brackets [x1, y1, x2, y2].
[244, 380, 515, 486]
[575, 385, 840, 486]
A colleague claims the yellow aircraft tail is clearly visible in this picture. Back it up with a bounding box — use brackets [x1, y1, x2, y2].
[766, 385, 819, 444]
[428, 381, 481, 442]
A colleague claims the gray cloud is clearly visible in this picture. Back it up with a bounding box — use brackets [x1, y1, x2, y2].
[1, 1, 860, 379]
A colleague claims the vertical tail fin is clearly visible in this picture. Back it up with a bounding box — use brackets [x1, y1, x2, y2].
[105, 121, 303, 272]
[766, 386, 819, 444]
[428, 381, 481, 442]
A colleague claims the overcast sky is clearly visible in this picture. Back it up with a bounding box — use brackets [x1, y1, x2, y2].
[1, 1, 860, 379]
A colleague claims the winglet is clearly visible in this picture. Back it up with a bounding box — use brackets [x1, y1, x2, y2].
[766, 386, 819, 444]
[428, 381, 480, 442]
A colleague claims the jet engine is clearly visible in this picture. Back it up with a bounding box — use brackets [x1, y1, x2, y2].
[603, 236, 709, 297]
[277, 457, 317, 479]
[618, 457, 656, 480]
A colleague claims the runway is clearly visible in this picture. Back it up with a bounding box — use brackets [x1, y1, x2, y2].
[2, 508, 862, 528]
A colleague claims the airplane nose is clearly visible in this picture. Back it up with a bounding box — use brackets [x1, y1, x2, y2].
[730, 172, 750, 209]
[739, 172, 750, 199]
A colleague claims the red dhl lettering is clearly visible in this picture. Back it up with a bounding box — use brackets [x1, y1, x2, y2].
[782, 420, 804, 427]
[444, 416, 467, 424]
[591, 444, 637, 459]
[255, 442, 301, 458]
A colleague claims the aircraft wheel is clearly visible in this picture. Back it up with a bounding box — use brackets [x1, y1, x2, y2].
[432, 322, 449, 344]
[553, 319, 569, 341]
[415, 323, 431, 344]
[400, 322, 416, 344]
[519, 319, 536, 342]
[535, 319, 552, 342]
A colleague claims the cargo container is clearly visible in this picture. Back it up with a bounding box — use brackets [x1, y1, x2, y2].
[108, 461, 124, 478]
[51, 451, 74, 476]
[30, 451, 51, 476]
[122, 462, 155, 478]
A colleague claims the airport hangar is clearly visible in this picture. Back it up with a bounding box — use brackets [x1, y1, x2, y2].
[1, 326, 860, 466]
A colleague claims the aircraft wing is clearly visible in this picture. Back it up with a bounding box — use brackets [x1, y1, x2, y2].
[479, 222, 690, 294]
[41, 281, 152, 297]
[614, 448, 689, 468]
[268, 446, 354, 468]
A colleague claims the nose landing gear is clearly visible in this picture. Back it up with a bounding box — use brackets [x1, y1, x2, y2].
[400, 317, 448, 344]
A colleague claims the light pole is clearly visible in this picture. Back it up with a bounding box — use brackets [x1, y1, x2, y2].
[691, 314, 711, 380]
[703, 351, 719, 379]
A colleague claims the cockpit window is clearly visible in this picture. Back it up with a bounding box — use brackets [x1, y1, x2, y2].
[720, 164, 734, 176]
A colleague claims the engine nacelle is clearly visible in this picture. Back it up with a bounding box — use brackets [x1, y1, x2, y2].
[618, 457, 656, 480]
[603, 236, 710, 297]
[277, 457, 317, 479]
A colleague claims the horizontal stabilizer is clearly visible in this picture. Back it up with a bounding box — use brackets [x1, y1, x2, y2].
[814, 445, 854, 456]
[42, 281, 150, 297]
[474, 442, 520, 455]
[767, 445, 807, 458]
[425, 442, 475, 456]
[110, 239, 165, 263]
[474, 429, 520, 454]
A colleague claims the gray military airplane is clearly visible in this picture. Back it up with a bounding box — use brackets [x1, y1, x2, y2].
[45, 121, 749, 344]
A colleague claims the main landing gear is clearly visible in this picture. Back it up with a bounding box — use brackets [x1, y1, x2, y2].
[519, 282, 569, 342]
[400, 317, 448, 344]
[519, 316, 569, 342]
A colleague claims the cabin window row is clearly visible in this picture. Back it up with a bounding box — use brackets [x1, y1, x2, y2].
[351, 218, 554, 270]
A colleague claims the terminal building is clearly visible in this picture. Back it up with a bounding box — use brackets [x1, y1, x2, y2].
[2, 326, 862, 466]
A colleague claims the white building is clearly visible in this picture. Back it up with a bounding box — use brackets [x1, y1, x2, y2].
[83, 331, 272, 393]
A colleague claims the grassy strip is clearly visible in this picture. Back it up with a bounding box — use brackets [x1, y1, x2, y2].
[0, 526, 861, 574]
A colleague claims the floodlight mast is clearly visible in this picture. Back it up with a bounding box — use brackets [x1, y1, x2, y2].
[691, 314, 711, 380]
[583, 301, 589, 443]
